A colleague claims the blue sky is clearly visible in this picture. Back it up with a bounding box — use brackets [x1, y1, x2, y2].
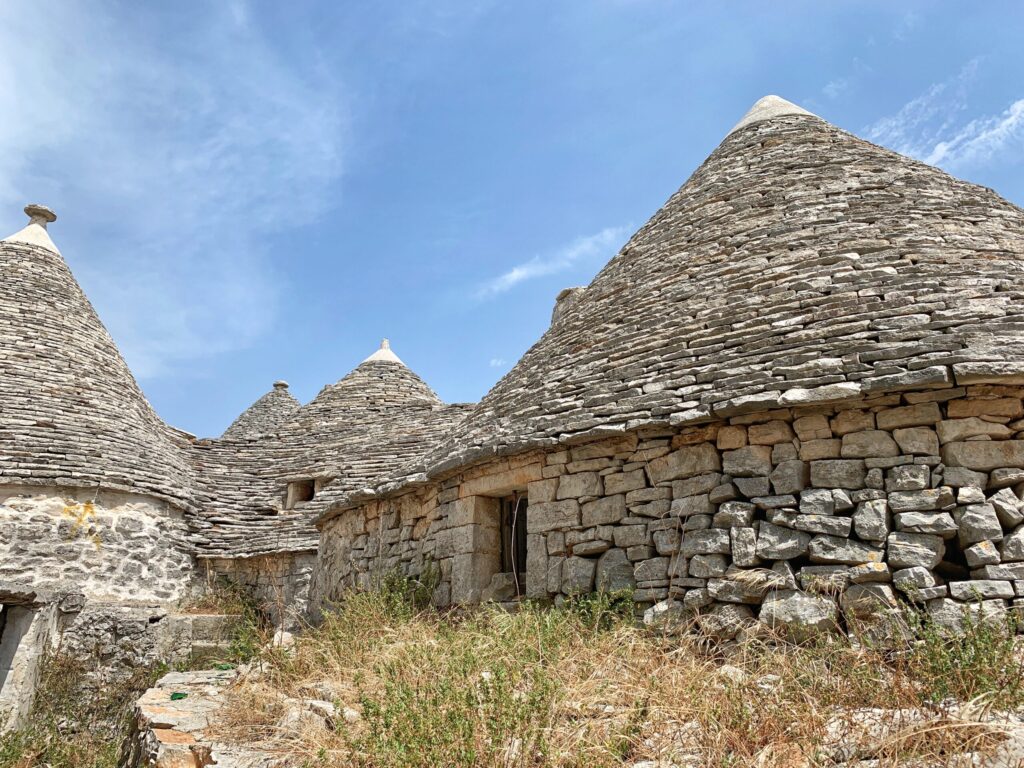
[2, 2, 1023, 437]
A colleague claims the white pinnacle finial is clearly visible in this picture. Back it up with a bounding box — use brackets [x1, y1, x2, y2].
[728, 95, 817, 136]
[362, 338, 404, 365]
[2, 204, 61, 254]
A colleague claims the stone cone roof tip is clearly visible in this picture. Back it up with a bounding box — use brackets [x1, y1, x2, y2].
[3, 203, 61, 255]
[221, 379, 301, 440]
[728, 94, 818, 136]
[361, 338, 405, 365]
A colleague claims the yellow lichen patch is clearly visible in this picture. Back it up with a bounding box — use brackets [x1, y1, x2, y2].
[61, 499, 102, 549]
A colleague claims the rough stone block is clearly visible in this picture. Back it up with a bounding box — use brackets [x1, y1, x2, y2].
[947, 398, 1024, 419]
[688, 553, 728, 578]
[595, 549, 635, 593]
[949, 580, 1014, 601]
[799, 438, 842, 461]
[810, 459, 867, 489]
[942, 466, 989, 489]
[603, 470, 647, 496]
[722, 445, 772, 478]
[793, 414, 831, 441]
[755, 521, 810, 560]
[647, 443, 720, 484]
[876, 402, 942, 430]
[759, 590, 838, 640]
[670, 494, 714, 518]
[942, 441, 1024, 472]
[885, 464, 930, 492]
[800, 488, 835, 515]
[831, 410, 875, 436]
[612, 524, 648, 549]
[841, 430, 899, 458]
[748, 420, 795, 445]
[888, 488, 954, 513]
[734, 476, 771, 497]
[808, 535, 883, 565]
[990, 488, 1024, 528]
[562, 556, 597, 594]
[527, 500, 580, 533]
[716, 425, 747, 450]
[965, 540, 1001, 567]
[557, 472, 603, 499]
[894, 512, 957, 538]
[713, 501, 755, 527]
[730, 527, 759, 567]
[887, 532, 945, 569]
[792, 515, 852, 536]
[892, 566, 937, 593]
[892, 427, 940, 456]
[954, 504, 1003, 546]
[1000, 525, 1024, 563]
[680, 529, 731, 557]
[581, 495, 626, 527]
[634, 557, 669, 582]
[937, 418, 1012, 444]
[770, 460, 809, 495]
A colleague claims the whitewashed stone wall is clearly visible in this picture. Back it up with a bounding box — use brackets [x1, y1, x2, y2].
[314, 385, 1024, 637]
[0, 486, 193, 602]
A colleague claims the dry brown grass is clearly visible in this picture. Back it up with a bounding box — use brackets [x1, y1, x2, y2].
[210, 587, 1024, 768]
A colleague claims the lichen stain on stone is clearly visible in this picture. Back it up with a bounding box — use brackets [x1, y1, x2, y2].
[61, 499, 102, 548]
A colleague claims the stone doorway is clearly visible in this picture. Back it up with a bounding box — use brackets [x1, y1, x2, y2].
[499, 494, 529, 596]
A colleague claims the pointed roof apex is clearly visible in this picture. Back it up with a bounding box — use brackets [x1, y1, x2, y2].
[362, 338, 405, 365]
[273, 380, 289, 390]
[728, 95, 818, 136]
[3, 204, 61, 254]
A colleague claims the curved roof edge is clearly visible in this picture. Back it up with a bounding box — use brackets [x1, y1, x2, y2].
[316, 362, 1024, 524]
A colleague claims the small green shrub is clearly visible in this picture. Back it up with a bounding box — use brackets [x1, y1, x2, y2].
[904, 604, 1024, 704]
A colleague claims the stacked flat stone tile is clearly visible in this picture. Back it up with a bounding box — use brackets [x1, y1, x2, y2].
[0, 208, 194, 508]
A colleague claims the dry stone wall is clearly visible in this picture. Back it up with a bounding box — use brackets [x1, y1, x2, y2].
[0, 486, 194, 602]
[314, 385, 1024, 638]
[203, 553, 316, 630]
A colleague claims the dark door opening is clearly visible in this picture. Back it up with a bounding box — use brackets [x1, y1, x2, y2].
[500, 495, 529, 596]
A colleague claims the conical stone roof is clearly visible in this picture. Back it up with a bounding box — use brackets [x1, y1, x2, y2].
[371, 95, 1024, 487]
[191, 342, 469, 557]
[0, 206, 193, 506]
[221, 381, 300, 440]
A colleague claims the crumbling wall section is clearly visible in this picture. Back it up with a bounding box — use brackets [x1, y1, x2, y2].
[202, 552, 317, 630]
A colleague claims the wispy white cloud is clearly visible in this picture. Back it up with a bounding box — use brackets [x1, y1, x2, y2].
[488, 357, 507, 368]
[822, 78, 850, 101]
[0, 1, 347, 378]
[924, 99, 1024, 167]
[475, 226, 628, 298]
[863, 59, 1024, 171]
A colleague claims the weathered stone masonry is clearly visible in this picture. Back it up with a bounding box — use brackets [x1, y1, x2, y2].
[316, 384, 1024, 637]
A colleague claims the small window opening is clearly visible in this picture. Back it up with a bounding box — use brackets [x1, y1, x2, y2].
[499, 494, 529, 596]
[284, 479, 315, 510]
